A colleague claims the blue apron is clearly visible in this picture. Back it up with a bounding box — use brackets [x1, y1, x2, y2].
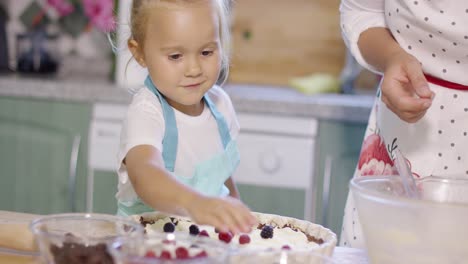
[117, 76, 240, 216]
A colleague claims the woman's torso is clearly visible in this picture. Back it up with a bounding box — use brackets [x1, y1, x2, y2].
[385, 0, 468, 85]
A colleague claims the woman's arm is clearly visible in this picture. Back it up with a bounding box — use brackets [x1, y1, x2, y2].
[340, 0, 434, 123]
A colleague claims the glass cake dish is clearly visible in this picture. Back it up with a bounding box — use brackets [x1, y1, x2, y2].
[30, 213, 143, 264]
[108, 232, 229, 264]
[230, 249, 337, 264]
[351, 176, 468, 264]
[133, 212, 337, 258]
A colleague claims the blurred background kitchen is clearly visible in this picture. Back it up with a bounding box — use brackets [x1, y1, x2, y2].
[0, 0, 379, 239]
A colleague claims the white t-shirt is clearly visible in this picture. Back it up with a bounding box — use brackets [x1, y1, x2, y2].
[116, 85, 240, 204]
[340, 0, 468, 85]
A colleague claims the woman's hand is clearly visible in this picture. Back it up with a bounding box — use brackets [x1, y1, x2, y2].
[381, 50, 434, 123]
[186, 195, 257, 235]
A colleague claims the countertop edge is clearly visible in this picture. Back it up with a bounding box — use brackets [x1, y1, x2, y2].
[0, 76, 375, 123]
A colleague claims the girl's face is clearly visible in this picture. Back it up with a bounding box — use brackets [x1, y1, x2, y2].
[131, 0, 222, 116]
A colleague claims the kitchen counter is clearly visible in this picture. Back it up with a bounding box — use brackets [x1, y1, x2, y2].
[0, 75, 374, 123]
[0, 210, 369, 263]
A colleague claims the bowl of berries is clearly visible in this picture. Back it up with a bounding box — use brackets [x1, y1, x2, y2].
[108, 232, 230, 264]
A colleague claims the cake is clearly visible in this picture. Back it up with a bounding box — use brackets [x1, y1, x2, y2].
[134, 212, 337, 257]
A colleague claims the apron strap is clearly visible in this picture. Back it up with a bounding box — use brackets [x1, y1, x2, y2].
[144, 76, 178, 172]
[144, 75, 233, 171]
[204, 94, 232, 149]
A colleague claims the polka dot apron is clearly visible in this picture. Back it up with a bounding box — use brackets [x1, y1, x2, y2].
[340, 0, 468, 249]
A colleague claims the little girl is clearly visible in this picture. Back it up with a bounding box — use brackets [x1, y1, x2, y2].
[116, 0, 256, 234]
[340, 0, 468, 248]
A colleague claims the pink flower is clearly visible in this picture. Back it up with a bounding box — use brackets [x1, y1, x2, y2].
[359, 158, 398, 176]
[47, 0, 74, 17]
[82, 0, 116, 32]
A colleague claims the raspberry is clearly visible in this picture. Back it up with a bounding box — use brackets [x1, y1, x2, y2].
[281, 245, 291, 250]
[175, 247, 189, 259]
[260, 225, 274, 239]
[199, 230, 209, 237]
[144, 250, 157, 258]
[160, 250, 171, 259]
[195, 250, 208, 258]
[239, 234, 251, 245]
[189, 224, 200, 236]
[218, 232, 233, 243]
[163, 222, 175, 233]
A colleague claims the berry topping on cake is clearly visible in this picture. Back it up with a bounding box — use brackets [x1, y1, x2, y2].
[218, 232, 233, 243]
[260, 225, 274, 239]
[282, 245, 291, 250]
[144, 250, 157, 258]
[189, 224, 200, 236]
[195, 250, 208, 258]
[160, 250, 171, 259]
[239, 234, 251, 245]
[175, 247, 189, 259]
[163, 222, 175, 233]
[199, 230, 210, 237]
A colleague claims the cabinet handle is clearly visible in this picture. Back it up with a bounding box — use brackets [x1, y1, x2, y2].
[259, 150, 281, 174]
[68, 135, 81, 212]
[321, 155, 333, 226]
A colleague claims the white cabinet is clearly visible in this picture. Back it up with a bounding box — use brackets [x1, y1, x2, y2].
[234, 113, 318, 220]
[87, 103, 127, 213]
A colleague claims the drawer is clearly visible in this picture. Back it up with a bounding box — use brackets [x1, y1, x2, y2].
[238, 113, 318, 137]
[233, 133, 315, 189]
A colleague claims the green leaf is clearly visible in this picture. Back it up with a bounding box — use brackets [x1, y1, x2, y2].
[58, 4, 88, 38]
[20, 1, 49, 29]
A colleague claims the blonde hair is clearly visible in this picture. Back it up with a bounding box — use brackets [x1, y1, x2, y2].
[129, 0, 232, 85]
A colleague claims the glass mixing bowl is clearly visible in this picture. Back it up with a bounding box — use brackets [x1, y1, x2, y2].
[108, 232, 229, 264]
[351, 176, 468, 264]
[30, 213, 143, 264]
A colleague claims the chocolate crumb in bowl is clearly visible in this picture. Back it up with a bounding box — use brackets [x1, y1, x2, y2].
[49, 235, 114, 264]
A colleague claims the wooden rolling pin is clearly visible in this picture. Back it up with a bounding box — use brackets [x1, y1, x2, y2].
[0, 211, 39, 253]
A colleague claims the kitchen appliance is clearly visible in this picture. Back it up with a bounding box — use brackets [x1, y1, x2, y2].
[0, 4, 9, 72]
[351, 176, 468, 264]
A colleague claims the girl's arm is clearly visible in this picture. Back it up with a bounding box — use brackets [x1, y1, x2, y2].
[125, 144, 201, 216]
[125, 145, 256, 234]
[225, 177, 240, 199]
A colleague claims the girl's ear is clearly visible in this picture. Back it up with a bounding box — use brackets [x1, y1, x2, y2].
[128, 39, 147, 67]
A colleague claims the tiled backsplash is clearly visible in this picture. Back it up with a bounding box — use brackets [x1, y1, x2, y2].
[5, 0, 112, 78]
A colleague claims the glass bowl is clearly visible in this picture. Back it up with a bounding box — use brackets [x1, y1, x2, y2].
[229, 249, 336, 264]
[30, 213, 143, 264]
[108, 232, 230, 264]
[351, 176, 468, 264]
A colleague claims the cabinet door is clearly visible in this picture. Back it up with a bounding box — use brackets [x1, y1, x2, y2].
[313, 121, 366, 239]
[91, 170, 118, 214]
[0, 97, 91, 214]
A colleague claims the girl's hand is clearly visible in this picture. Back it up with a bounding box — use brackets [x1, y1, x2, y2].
[186, 195, 257, 235]
[381, 51, 435, 123]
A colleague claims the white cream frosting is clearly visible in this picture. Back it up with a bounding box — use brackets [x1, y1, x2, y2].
[144, 217, 319, 250]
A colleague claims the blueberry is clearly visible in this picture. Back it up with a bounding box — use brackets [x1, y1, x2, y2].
[189, 224, 200, 235]
[163, 222, 175, 233]
[260, 225, 274, 239]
